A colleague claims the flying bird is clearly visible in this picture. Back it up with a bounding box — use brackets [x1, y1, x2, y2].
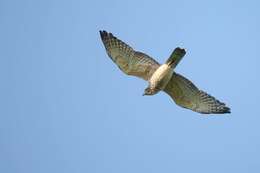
[100, 30, 230, 114]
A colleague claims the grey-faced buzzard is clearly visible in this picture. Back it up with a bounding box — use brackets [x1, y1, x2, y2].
[100, 30, 230, 114]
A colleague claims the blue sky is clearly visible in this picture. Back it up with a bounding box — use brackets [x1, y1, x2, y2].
[1, 0, 260, 172]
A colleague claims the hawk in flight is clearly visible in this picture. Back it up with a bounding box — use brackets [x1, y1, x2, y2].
[100, 30, 230, 114]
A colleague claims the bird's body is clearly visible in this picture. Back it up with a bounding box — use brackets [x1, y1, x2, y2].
[146, 47, 186, 95]
[100, 30, 231, 114]
[149, 64, 173, 92]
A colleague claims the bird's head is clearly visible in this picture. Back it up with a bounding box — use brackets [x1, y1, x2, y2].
[143, 87, 157, 96]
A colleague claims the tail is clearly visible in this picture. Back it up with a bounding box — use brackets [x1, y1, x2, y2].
[166, 47, 186, 69]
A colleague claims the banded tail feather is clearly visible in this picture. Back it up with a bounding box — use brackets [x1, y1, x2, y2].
[166, 47, 186, 69]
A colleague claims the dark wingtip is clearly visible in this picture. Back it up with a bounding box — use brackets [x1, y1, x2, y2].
[224, 107, 231, 114]
[216, 106, 231, 114]
[221, 104, 231, 114]
[199, 105, 231, 114]
[99, 30, 107, 40]
[99, 30, 115, 41]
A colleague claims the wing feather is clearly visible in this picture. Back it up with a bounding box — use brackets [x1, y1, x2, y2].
[164, 73, 231, 114]
[100, 30, 160, 80]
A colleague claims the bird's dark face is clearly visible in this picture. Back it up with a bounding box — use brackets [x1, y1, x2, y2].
[143, 87, 157, 96]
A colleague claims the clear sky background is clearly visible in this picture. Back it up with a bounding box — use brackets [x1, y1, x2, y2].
[1, 0, 260, 173]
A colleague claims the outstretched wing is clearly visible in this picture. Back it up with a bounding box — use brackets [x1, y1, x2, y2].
[164, 73, 231, 114]
[100, 30, 160, 80]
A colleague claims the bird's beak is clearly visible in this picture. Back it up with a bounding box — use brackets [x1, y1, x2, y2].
[142, 93, 146, 96]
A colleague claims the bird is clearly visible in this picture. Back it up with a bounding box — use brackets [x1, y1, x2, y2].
[99, 30, 231, 114]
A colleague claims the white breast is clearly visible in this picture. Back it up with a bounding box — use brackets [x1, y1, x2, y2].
[149, 64, 173, 89]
